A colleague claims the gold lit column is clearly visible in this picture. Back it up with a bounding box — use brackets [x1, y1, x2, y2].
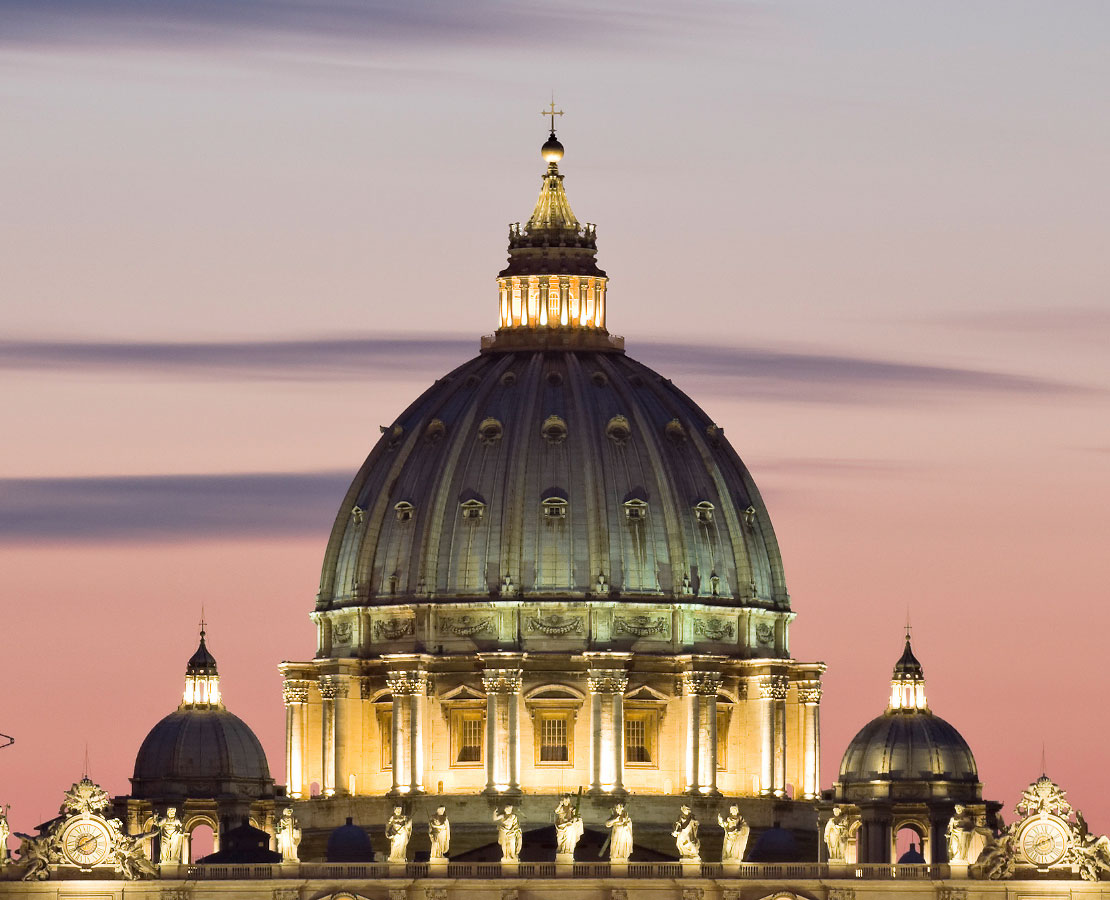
[798, 681, 822, 799]
[587, 668, 628, 794]
[320, 676, 350, 796]
[754, 674, 788, 796]
[387, 669, 428, 795]
[282, 680, 310, 798]
[682, 671, 722, 795]
[482, 668, 523, 793]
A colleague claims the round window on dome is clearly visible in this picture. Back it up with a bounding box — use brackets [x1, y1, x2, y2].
[541, 415, 568, 444]
[606, 415, 631, 445]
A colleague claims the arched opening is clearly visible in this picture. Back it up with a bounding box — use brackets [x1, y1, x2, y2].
[188, 823, 216, 863]
[310, 781, 322, 797]
[894, 824, 927, 863]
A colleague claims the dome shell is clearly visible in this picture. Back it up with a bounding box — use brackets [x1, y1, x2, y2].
[316, 349, 789, 611]
[131, 707, 273, 800]
[838, 710, 978, 785]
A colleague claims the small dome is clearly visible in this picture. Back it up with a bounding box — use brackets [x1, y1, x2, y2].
[746, 824, 800, 862]
[838, 710, 978, 784]
[541, 135, 564, 163]
[131, 707, 273, 799]
[327, 817, 374, 862]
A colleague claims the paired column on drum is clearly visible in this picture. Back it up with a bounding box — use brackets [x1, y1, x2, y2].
[281, 679, 310, 798]
[797, 679, 823, 800]
[754, 673, 789, 797]
[481, 665, 523, 793]
[386, 667, 428, 796]
[586, 666, 628, 794]
[682, 670, 722, 795]
[318, 675, 351, 797]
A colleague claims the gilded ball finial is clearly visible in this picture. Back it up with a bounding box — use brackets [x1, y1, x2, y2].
[541, 133, 564, 163]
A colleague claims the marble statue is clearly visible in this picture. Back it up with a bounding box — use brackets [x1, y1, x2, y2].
[109, 822, 158, 881]
[493, 805, 522, 862]
[276, 807, 301, 862]
[604, 803, 633, 862]
[16, 832, 59, 882]
[154, 807, 184, 865]
[0, 805, 9, 865]
[554, 794, 583, 857]
[946, 805, 990, 864]
[672, 805, 700, 860]
[385, 807, 412, 863]
[979, 827, 1017, 880]
[1073, 811, 1110, 882]
[428, 806, 450, 860]
[718, 806, 750, 863]
[823, 806, 850, 862]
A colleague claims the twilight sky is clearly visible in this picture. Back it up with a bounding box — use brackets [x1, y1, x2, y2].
[2, 0, 1109, 841]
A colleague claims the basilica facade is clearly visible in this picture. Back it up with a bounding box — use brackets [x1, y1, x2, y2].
[3, 120, 1110, 899]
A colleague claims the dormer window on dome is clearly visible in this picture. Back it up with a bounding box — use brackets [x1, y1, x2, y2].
[889, 633, 928, 711]
[182, 626, 222, 709]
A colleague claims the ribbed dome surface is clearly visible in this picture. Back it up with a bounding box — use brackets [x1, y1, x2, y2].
[131, 708, 272, 798]
[839, 711, 978, 784]
[316, 348, 788, 611]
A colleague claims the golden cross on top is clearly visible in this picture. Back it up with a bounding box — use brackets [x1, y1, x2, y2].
[542, 99, 564, 134]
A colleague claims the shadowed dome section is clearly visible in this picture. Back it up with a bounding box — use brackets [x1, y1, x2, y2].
[838, 712, 978, 784]
[130, 631, 274, 801]
[315, 350, 789, 612]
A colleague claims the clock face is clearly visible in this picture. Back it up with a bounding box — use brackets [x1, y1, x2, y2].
[62, 820, 111, 868]
[1020, 819, 1068, 867]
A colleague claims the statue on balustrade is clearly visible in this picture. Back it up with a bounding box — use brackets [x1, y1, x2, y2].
[718, 805, 749, 863]
[604, 803, 633, 862]
[154, 807, 184, 865]
[554, 794, 584, 857]
[493, 805, 522, 863]
[824, 806, 850, 862]
[385, 807, 412, 863]
[0, 805, 9, 866]
[672, 806, 700, 860]
[428, 806, 450, 860]
[276, 807, 301, 862]
[946, 805, 990, 864]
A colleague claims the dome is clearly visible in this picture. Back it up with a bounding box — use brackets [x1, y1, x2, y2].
[131, 707, 273, 799]
[130, 629, 274, 802]
[326, 817, 374, 862]
[838, 709, 978, 785]
[315, 349, 789, 613]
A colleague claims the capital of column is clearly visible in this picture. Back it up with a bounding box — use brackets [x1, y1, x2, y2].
[681, 671, 722, 696]
[481, 668, 523, 694]
[318, 676, 350, 700]
[754, 674, 789, 701]
[386, 669, 428, 696]
[587, 669, 628, 694]
[797, 680, 823, 705]
[282, 679, 311, 706]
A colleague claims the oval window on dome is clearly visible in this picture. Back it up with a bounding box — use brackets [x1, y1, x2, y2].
[606, 415, 631, 445]
[694, 501, 714, 524]
[394, 501, 414, 523]
[478, 417, 503, 445]
[541, 415, 568, 444]
[665, 418, 686, 443]
[425, 419, 447, 444]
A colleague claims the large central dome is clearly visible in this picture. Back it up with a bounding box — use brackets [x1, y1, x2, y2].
[282, 124, 824, 854]
[317, 349, 788, 611]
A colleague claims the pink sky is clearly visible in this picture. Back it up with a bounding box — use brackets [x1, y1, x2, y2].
[2, 0, 1109, 844]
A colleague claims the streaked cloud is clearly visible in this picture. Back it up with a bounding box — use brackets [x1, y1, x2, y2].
[0, 459, 915, 544]
[0, 0, 745, 51]
[0, 471, 350, 542]
[0, 335, 1094, 402]
[926, 306, 1110, 341]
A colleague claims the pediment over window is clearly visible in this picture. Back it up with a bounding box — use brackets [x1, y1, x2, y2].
[442, 684, 486, 702]
[624, 684, 669, 702]
[525, 684, 585, 702]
